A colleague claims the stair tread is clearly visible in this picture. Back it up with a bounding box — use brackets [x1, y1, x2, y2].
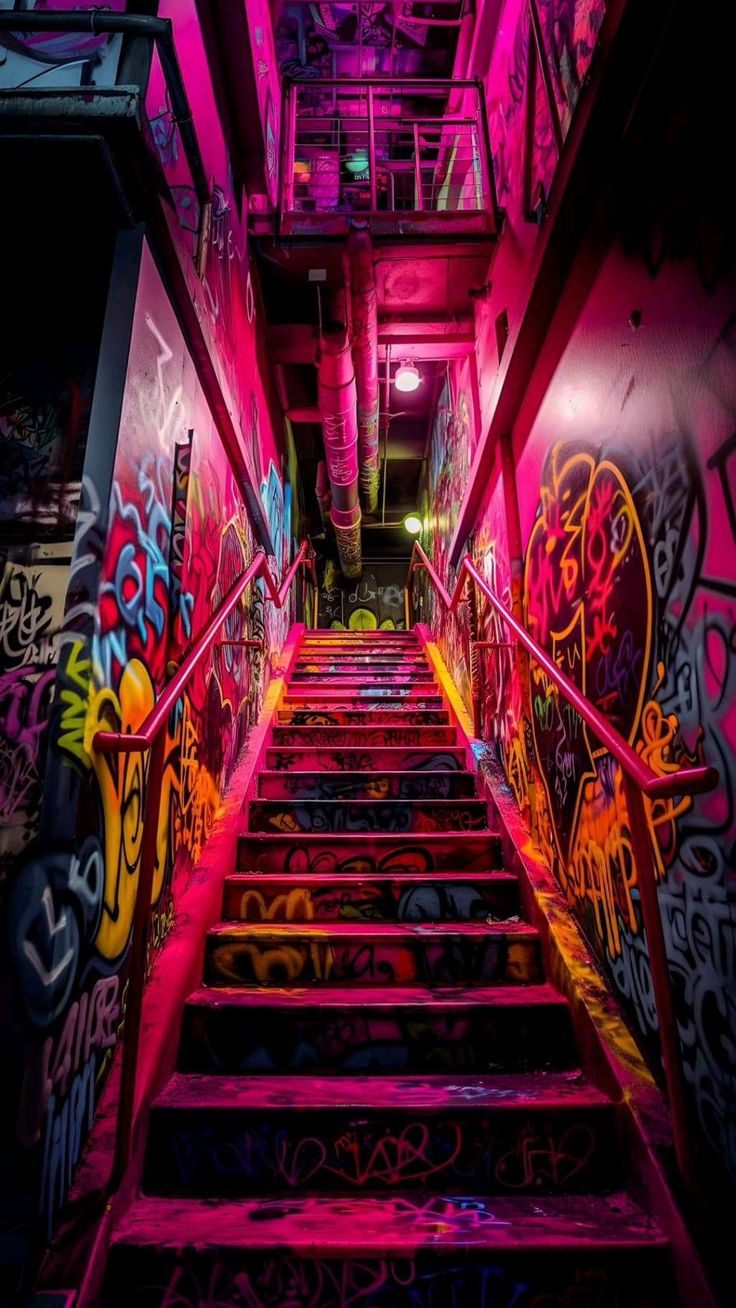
[240, 831, 499, 843]
[249, 798, 486, 808]
[265, 747, 466, 757]
[208, 920, 534, 939]
[225, 869, 515, 884]
[186, 982, 565, 1008]
[111, 1192, 667, 1253]
[257, 763, 465, 774]
[154, 1069, 611, 1112]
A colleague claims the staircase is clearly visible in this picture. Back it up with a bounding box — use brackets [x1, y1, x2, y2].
[104, 629, 674, 1307]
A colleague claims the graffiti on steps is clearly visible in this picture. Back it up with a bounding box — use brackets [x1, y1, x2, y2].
[206, 932, 539, 987]
[118, 1249, 644, 1308]
[152, 1112, 600, 1195]
[182, 997, 575, 1075]
[249, 800, 486, 834]
[229, 878, 506, 924]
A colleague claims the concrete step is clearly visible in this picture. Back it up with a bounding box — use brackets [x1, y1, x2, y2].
[288, 674, 436, 685]
[257, 769, 476, 799]
[179, 983, 577, 1075]
[222, 869, 519, 923]
[237, 831, 503, 875]
[295, 655, 428, 668]
[281, 692, 445, 708]
[247, 797, 489, 834]
[144, 1070, 619, 1197]
[105, 1193, 671, 1308]
[204, 920, 541, 987]
[282, 686, 443, 702]
[271, 724, 457, 747]
[276, 708, 451, 726]
[264, 746, 468, 772]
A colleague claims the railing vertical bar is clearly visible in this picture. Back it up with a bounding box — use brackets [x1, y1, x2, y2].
[284, 82, 296, 214]
[368, 85, 378, 211]
[413, 122, 424, 210]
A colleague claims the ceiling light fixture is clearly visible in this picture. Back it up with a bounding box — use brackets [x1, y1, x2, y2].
[394, 361, 421, 393]
[403, 513, 423, 535]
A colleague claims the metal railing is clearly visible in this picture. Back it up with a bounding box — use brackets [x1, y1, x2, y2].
[282, 79, 497, 235]
[93, 542, 317, 1188]
[408, 539, 718, 1190]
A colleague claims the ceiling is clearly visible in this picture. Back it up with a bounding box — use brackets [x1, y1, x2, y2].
[257, 0, 488, 564]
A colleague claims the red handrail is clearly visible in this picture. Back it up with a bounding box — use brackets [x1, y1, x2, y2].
[409, 538, 718, 1190]
[95, 542, 316, 1187]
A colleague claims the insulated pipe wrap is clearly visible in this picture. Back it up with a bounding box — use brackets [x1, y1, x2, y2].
[347, 227, 380, 513]
[317, 328, 362, 578]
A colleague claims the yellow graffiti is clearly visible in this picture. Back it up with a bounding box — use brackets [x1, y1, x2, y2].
[88, 658, 155, 962]
[173, 698, 220, 865]
[638, 685, 695, 876]
[56, 639, 93, 764]
[211, 940, 332, 984]
[239, 887, 316, 922]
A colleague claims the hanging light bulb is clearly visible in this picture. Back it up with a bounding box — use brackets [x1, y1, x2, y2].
[403, 513, 423, 535]
[394, 361, 421, 393]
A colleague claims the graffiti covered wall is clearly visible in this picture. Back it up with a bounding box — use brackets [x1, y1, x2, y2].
[424, 243, 736, 1184]
[417, 0, 735, 1187]
[0, 239, 291, 1298]
[318, 560, 406, 629]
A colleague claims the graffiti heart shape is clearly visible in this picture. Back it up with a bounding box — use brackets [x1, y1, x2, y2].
[524, 448, 652, 864]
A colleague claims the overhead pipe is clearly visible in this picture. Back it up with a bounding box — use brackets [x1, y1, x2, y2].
[317, 304, 362, 578]
[346, 226, 380, 513]
[315, 459, 332, 533]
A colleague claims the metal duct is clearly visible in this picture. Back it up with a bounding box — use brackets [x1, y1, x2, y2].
[317, 321, 362, 578]
[346, 227, 380, 513]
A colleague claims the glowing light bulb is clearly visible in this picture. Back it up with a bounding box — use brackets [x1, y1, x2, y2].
[404, 513, 423, 535]
[394, 362, 421, 393]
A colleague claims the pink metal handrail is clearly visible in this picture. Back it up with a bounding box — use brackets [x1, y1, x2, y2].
[95, 542, 316, 1187]
[409, 538, 718, 1189]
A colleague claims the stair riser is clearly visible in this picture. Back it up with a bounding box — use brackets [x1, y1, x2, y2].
[283, 687, 443, 701]
[276, 710, 450, 726]
[145, 1103, 619, 1197]
[237, 834, 502, 874]
[104, 1249, 673, 1308]
[222, 876, 518, 923]
[299, 635, 415, 640]
[272, 727, 456, 747]
[290, 672, 435, 682]
[281, 696, 444, 709]
[204, 935, 541, 987]
[180, 1002, 577, 1075]
[295, 658, 428, 668]
[257, 772, 476, 799]
[247, 800, 488, 834]
[265, 748, 467, 772]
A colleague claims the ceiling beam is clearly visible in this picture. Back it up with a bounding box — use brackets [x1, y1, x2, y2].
[271, 320, 475, 365]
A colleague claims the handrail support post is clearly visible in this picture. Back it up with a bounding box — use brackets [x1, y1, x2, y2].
[621, 775, 699, 1193]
